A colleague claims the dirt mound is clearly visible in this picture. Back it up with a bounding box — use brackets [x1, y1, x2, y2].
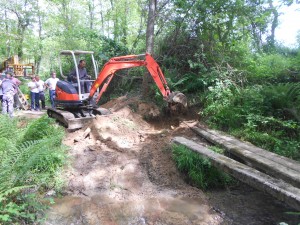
[102, 95, 161, 118]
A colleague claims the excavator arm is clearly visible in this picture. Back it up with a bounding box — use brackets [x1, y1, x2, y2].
[88, 53, 172, 104]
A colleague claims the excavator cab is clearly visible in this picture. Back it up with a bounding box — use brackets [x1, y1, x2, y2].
[47, 50, 109, 130]
[58, 50, 98, 101]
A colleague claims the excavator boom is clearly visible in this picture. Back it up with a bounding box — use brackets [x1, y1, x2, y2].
[89, 53, 171, 104]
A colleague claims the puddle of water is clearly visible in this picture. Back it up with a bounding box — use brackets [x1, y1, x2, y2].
[207, 183, 300, 225]
[45, 195, 218, 225]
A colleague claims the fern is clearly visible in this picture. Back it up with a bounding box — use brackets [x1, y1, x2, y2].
[0, 186, 44, 224]
[262, 83, 300, 121]
[0, 115, 67, 224]
[21, 115, 64, 144]
[286, 83, 300, 100]
[0, 116, 21, 142]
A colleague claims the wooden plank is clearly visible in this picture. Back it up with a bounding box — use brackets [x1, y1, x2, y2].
[199, 126, 300, 171]
[17, 88, 29, 110]
[172, 136, 300, 211]
[191, 126, 300, 188]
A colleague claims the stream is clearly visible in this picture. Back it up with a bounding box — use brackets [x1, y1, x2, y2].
[45, 183, 300, 225]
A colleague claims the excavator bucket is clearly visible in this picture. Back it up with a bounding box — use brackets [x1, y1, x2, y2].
[166, 91, 188, 114]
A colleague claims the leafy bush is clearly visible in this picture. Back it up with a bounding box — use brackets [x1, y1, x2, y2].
[21, 115, 64, 143]
[261, 83, 300, 121]
[202, 83, 300, 160]
[172, 144, 233, 190]
[0, 115, 67, 224]
[247, 53, 291, 83]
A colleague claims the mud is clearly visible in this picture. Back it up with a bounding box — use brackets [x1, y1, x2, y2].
[41, 96, 299, 225]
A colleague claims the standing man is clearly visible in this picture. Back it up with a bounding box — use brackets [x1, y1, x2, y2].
[45, 71, 59, 108]
[28, 76, 40, 111]
[0, 72, 16, 117]
[0, 73, 5, 101]
[35, 75, 45, 110]
[11, 72, 22, 110]
[69, 60, 91, 93]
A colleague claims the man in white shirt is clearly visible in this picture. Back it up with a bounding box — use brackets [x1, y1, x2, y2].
[35, 75, 45, 110]
[45, 71, 59, 108]
[28, 76, 40, 111]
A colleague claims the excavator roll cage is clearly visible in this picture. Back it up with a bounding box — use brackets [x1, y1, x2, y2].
[88, 53, 171, 104]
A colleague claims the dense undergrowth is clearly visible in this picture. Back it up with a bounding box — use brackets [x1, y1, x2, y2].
[151, 23, 300, 188]
[202, 82, 300, 160]
[0, 115, 67, 224]
[157, 33, 300, 161]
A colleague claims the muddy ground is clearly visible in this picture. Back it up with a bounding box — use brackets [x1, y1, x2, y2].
[38, 96, 299, 225]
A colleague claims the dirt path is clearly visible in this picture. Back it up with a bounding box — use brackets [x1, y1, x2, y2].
[45, 96, 221, 224]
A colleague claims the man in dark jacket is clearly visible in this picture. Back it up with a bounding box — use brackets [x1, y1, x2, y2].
[69, 60, 91, 93]
[0, 72, 5, 101]
[0, 72, 16, 117]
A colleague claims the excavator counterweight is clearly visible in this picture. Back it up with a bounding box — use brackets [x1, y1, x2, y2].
[47, 51, 187, 130]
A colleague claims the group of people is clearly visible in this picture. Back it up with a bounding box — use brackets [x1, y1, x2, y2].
[0, 72, 21, 118]
[28, 72, 59, 111]
[0, 59, 90, 118]
[0, 71, 59, 118]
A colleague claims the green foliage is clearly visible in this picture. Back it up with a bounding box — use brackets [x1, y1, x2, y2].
[0, 187, 47, 224]
[247, 53, 292, 83]
[172, 144, 233, 190]
[261, 83, 300, 121]
[0, 115, 67, 224]
[21, 115, 64, 143]
[202, 82, 300, 160]
[0, 116, 20, 141]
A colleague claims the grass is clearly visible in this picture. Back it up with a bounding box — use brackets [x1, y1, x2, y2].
[172, 144, 234, 190]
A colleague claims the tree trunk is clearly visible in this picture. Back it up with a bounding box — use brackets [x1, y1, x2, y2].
[4, 10, 10, 57]
[99, 0, 105, 35]
[17, 26, 26, 58]
[267, 0, 278, 50]
[88, 0, 95, 30]
[142, 0, 156, 99]
[35, 3, 43, 74]
[121, 0, 129, 45]
[130, 12, 145, 52]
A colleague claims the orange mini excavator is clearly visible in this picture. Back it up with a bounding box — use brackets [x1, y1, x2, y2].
[47, 50, 187, 130]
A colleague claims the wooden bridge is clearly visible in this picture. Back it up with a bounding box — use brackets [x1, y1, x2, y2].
[173, 124, 300, 211]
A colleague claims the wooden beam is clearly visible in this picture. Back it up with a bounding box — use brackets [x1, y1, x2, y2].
[191, 126, 300, 188]
[172, 136, 300, 211]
